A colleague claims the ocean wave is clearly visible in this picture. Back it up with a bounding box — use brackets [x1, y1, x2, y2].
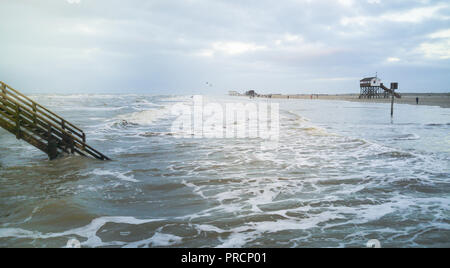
[425, 123, 450, 127]
[376, 151, 415, 159]
[58, 106, 127, 112]
[86, 169, 139, 182]
[116, 107, 172, 126]
[299, 126, 334, 136]
[0, 216, 164, 248]
[2, 94, 449, 248]
[393, 134, 421, 141]
[112, 120, 140, 129]
[124, 232, 183, 248]
[139, 132, 174, 137]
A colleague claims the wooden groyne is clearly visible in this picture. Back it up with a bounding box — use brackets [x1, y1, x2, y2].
[0, 81, 110, 160]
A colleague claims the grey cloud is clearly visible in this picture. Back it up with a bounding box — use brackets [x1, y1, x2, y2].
[0, 0, 449, 94]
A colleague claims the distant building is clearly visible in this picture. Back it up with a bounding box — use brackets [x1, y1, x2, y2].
[360, 77, 381, 87]
[245, 90, 256, 97]
[228, 91, 240, 96]
[360, 76, 388, 99]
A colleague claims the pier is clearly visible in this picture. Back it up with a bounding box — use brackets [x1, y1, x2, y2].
[0, 81, 110, 160]
[359, 76, 401, 99]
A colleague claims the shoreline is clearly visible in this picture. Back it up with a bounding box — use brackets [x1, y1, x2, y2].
[243, 93, 450, 108]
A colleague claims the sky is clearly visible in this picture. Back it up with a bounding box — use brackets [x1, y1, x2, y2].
[0, 0, 449, 95]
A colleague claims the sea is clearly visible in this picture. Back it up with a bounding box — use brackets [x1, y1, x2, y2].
[0, 94, 449, 248]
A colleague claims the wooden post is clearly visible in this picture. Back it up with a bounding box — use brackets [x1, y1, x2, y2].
[391, 92, 394, 117]
[48, 138, 58, 160]
[69, 137, 75, 154]
[47, 124, 58, 160]
[82, 132, 86, 150]
[47, 124, 52, 140]
[390, 83, 398, 117]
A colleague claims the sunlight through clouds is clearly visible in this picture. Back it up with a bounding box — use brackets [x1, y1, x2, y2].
[418, 40, 450, 59]
[66, 0, 81, 4]
[211, 42, 267, 55]
[418, 28, 450, 59]
[341, 3, 449, 26]
[387, 57, 401, 63]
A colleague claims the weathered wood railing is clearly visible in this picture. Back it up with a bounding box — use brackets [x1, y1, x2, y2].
[0, 81, 110, 160]
[380, 83, 401, 99]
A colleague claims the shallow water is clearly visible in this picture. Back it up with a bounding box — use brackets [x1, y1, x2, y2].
[0, 94, 449, 248]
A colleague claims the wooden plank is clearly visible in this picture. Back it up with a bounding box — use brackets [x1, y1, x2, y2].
[15, 105, 21, 139]
[9, 100, 108, 159]
[380, 84, 401, 99]
[1, 106, 73, 158]
[1, 93, 81, 142]
[0, 116, 48, 154]
[0, 81, 110, 161]
[0, 83, 86, 140]
[0, 81, 84, 134]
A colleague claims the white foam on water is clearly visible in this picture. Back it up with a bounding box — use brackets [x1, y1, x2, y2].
[29, 94, 135, 100]
[393, 133, 421, 141]
[117, 107, 171, 126]
[213, 211, 345, 248]
[58, 106, 127, 112]
[2, 94, 449, 248]
[0, 228, 40, 239]
[124, 232, 183, 248]
[159, 96, 192, 102]
[88, 169, 139, 183]
[0, 216, 163, 248]
[181, 180, 207, 199]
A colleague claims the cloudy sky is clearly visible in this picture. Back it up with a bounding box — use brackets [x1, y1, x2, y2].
[0, 0, 449, 94]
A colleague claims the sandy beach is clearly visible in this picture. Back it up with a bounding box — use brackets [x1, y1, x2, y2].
[259, 93, 450, 108]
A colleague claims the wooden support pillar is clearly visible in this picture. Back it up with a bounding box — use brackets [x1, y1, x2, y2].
[390, 82, 398, 117]
[47, 125, 58, 160]
[82, 132, 86, 150]
[69, 137, 75, 154]
[48, 138, 58, 160]
[391, 92, 394, 117]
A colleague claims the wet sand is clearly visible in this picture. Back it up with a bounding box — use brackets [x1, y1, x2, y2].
[262, 93, 450, 108]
